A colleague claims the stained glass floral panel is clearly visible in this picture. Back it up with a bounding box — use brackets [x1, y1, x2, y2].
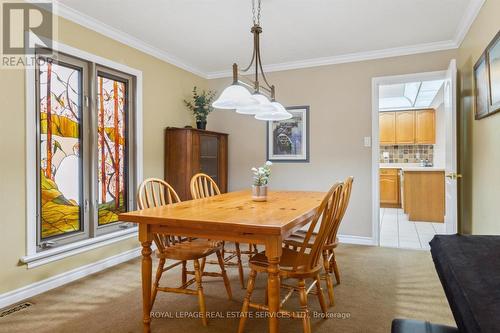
[97, 75, 127, 225]
[39, 61, 82, 239]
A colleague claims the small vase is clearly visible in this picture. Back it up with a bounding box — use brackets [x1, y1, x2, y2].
[196, 121, 207, 130]
[252, 185, 268, 202]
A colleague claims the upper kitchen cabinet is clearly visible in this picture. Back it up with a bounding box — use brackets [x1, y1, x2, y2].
[395, 111, 415, 144]
[415, 109, 436, 144]
[379, 109, 435, 145]
[379, 112, 396, 145]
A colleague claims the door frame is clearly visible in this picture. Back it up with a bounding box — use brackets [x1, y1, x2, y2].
[371, 70, 448, 246]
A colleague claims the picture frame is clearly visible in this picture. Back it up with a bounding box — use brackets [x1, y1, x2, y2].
[486, 30, 500, 115]
[266, 106, 309, 162]
[474, 30, 500, 120]
[473, 52, 490, 120]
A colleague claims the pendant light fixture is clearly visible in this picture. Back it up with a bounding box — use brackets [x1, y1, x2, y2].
[212, 0, 292, 121]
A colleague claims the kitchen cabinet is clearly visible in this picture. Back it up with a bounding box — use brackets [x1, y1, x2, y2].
[380, 168, 400, 207]
[379, 112, 396, 145]
[395, 111, 415, 144]
[403, 171, 444, 222]
[415, 109, 436, 144]
[379, 109, 435, 145]
[165, 127, 228, 201]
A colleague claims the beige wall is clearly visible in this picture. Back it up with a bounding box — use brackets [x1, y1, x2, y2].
[457, 0, 500, 235]
[208, 49, 457, 238]
[0, 15, 205, 294]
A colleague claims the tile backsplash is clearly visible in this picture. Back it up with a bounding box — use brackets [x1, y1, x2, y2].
[380, 145, 434, 164]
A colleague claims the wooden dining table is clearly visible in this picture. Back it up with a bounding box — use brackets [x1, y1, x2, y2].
[119, 190, 325, 333]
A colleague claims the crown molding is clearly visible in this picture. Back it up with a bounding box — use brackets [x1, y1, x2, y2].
[49, 0, 484, 80]
[52, 1, 208, 78]
[205, 39, 458, 79]
[453, 0, 485, 47]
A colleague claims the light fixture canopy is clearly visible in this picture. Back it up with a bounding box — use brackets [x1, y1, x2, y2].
[212, 0, 291, 121]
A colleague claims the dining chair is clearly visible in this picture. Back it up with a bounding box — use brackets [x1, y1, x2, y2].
[190, 173, 258, 288]
[284, 176, 354, 306]
[238, 182, 344, 333]
[137, 178, 232, 326]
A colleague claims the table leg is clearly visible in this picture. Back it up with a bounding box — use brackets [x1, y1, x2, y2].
[265, 237, 282, 333]
[267, 257, 280, 333]
[141, 240, 153, 333]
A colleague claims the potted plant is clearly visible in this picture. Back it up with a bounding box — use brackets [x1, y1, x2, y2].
[251, 161, 272, 201]
[184, 86, 216, 130]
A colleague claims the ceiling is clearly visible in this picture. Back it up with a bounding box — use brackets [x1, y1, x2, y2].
[55, 0, 484, 78]
[379, 80, 444, 110]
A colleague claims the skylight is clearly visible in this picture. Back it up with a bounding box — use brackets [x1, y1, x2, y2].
[379, 80, 444, 111]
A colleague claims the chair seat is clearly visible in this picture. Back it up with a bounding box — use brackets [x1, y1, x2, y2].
[156, 239, 223, 261]
[248, 247, 322, 278]
[284, 230, 339, 250]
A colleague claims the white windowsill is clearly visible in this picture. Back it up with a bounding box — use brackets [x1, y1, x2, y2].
[20, 227, 138, 269]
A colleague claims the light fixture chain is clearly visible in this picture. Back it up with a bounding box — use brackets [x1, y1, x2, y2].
[257, 0, 262, 25]
[252, 0, 256, 25]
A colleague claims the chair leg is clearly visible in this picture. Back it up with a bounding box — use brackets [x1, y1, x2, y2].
[331, 251, 341, 284]
[238, 269, 257, 333]
[322, 251, 335, 307]
[315, 274, 328, 315]
[193, 259, 207, 327]
[151, 258, 165, 308]
[200, 257, 206, 273]
[181, 260, 187, 285]
[216, 250, 233, 300]
[235, 242, 245, 289]
[298, 279, 311, 333]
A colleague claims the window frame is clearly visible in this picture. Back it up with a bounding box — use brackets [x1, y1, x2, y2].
[24, 40, 143, 265]
[93, 65, 137, 236]
[35, 50, 91, 247]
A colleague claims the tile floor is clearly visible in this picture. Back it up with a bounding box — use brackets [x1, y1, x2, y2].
[379, 208, 445, 250]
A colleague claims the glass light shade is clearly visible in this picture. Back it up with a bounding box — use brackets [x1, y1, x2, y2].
[212, 84, 258, 109]
[236, 93, 275, 115]
[254, 101, 293, 121]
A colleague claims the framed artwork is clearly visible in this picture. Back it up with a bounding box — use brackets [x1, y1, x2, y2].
[474, 53, 490, 119]
[487, 31, 500, 115]
[266, 106, 309, 162]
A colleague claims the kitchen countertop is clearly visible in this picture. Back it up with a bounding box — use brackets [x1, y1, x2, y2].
[380, 163, 445, 172]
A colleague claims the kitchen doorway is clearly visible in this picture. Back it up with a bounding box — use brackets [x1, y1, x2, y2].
[371, 60, 458, 250]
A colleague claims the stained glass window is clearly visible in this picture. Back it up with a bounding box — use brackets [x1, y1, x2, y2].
[38, 60, 82, 239]
[97, 75, 127, 225]
[35, 49, 136, 250]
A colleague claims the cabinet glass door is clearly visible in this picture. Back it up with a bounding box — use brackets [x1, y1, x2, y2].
[199, 135, 218, 184]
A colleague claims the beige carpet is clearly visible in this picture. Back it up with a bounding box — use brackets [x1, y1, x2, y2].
[0, 245, 455, 333]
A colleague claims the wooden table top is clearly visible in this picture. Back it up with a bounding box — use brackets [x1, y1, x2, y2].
[119, 190, 325, 236]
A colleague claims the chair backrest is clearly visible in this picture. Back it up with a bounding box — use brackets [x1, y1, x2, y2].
[137, 178, 182, 251]
[138, 178, 181, 209]
[190, 173, 221, 199]
[293, 182, 344, 271]
[327, 176, 354, 245]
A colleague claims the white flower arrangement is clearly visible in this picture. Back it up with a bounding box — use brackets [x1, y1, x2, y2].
[251, 161, 272, 186]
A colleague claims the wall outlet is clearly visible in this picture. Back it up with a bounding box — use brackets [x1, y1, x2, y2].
[364, 136, 371, 147]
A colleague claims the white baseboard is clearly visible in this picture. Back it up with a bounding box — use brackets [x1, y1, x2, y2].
[337, 234, 375, 246]
[0, 247, 141, 309]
